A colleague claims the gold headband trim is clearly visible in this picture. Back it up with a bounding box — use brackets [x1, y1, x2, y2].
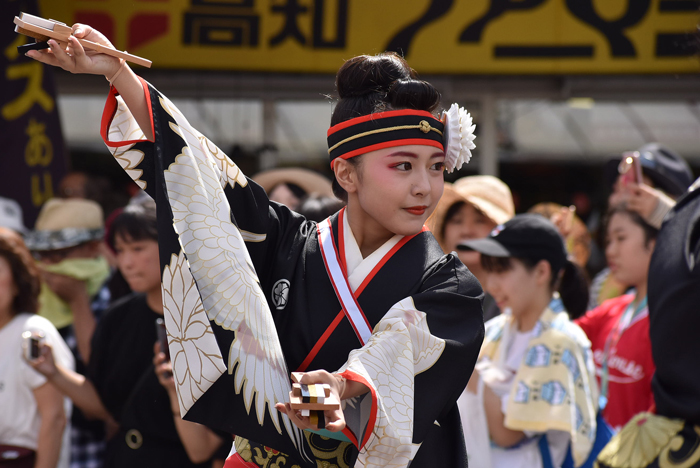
[327, 121, 443, 155]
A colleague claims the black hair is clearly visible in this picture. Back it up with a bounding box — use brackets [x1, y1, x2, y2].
[297, 195, 346, 222]
[330, 52, 441, 201]
[606, 204, 659, 246]
[107, 199, 158, 248]
[270, 182, 307, 201]
[481, 255, 589, 320]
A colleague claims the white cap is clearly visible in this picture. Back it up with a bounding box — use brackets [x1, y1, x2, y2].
[0, 197, 27, 234]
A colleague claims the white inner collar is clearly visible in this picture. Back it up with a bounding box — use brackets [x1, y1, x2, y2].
[342, 211, 402, 292]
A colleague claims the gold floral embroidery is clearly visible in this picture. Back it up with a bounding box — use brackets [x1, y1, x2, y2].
[596, 413, 684, 468]
[161, 252, 227, 415]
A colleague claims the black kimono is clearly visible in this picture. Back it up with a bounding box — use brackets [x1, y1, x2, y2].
[100, 79, 484, 467]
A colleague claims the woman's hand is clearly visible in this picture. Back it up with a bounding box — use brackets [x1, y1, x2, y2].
[25, 24, 122, 78]
[626, 183, 663, 219]
[28, 343, 58, 379]
[275, 370, 347, 432]
[41, 270, 88, 305]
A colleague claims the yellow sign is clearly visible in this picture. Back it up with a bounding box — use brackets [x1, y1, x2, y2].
[39, 0, 699, 74]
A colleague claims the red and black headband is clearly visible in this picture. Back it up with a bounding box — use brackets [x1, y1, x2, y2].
[327, 109, 445, 167]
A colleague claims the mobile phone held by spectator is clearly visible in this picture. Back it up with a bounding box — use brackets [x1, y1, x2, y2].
[155, 317, 170, 360]
[619, 151, 643, 187]
[22, 330, 45, 361]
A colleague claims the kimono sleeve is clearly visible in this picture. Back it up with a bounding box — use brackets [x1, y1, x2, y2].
[99, 79, 310, 458]
[336, 256, 484, 467]
[99, 79, 303, 276]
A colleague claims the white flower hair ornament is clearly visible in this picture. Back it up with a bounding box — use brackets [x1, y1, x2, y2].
[441, 103, 476, 173]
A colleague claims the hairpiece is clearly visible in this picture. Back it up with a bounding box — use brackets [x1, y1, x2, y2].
[442, 103, 476, 173]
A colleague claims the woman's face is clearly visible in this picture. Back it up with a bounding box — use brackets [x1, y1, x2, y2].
[0, 256, 16, 315]
[114, 234, 161, 294]
[605, 212, 654, 289]
[350, 145, 446, 238]
[443, 203, 497, 269]
[483, 258, 544, 318]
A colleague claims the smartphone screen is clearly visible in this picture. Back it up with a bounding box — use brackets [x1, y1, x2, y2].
[155, 318, 170, 360]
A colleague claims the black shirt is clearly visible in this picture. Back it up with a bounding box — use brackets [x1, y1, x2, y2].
[89, 293, 215, 468]
[648, 183, 700, 424]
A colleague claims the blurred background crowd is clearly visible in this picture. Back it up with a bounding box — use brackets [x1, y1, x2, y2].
[1, 0, 699, 467]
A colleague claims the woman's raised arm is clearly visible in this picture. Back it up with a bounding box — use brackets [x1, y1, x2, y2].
[25, 24, 153, 141]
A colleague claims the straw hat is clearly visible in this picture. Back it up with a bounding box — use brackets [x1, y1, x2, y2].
[428, 176, 515, 251]
[252, 168, 334, 198]
[25, 198, 104, 251]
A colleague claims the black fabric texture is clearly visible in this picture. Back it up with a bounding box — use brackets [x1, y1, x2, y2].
[649, 186, 700, 424]
[88, 293, 215, 468]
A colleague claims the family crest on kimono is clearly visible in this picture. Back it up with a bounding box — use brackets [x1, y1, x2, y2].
[26, 24, 486, 468]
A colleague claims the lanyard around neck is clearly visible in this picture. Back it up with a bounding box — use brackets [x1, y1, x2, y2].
[599, 296, 647, 409]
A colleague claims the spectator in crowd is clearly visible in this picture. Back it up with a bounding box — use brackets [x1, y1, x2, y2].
[295, 194, 345, 222]
[529, 202, 591, 320]
[575, 205, 657, 431]
[0, 197, 28, 236]
[57, 171, 130, 223]
[0, 227, 74, 468]
[589, 143, 693, 309]
[427, 175, 515, 321]
[252, 167, 334, 211]
[25, 198, 112, 468]
[29, 200, 225, 468]
[528, 203, 591, 270]
[457, 215, 597, 468]
[25, 199, 111, 362]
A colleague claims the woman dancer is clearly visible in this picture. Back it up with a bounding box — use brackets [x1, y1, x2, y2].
[26, 26, 485, 468]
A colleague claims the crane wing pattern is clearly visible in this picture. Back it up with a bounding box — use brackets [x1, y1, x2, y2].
[159, 96, 307, 457]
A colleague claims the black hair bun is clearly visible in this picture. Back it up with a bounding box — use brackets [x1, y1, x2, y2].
[336, 53, 414, 99]
[388, 79, 440, 113]
[331, 53, 441, 125]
